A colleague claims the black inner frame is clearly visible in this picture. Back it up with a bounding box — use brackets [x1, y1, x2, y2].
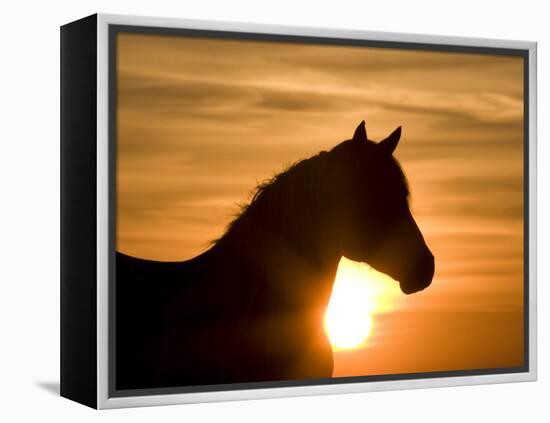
[107, 24, 531, 398]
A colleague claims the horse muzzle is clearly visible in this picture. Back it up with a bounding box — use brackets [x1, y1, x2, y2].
[399, 253, 435, 295]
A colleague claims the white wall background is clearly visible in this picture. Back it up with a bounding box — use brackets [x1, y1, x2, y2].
[0, 0, 546, 421]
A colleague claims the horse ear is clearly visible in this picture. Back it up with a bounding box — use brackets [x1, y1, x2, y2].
[353, 120, 367, 143]
[378, 126, 401, 155]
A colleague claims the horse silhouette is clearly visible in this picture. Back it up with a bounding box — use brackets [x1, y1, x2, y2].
[116, 121, 435, 390]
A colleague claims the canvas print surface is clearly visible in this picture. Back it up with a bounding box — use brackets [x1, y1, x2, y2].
[113, 31, 525, 391]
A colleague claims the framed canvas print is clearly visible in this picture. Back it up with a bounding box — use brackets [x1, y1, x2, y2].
[60, 13, 537, 409]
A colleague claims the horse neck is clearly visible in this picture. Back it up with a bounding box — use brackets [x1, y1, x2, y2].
[210, 209, 339, 323]
[217, 160, 340, 273]
[200, 161, 342, 325]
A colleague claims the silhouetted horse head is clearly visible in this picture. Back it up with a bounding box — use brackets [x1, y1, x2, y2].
[322, 121, 434, 294]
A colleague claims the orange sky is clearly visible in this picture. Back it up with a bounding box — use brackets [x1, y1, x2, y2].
[115, 32, 525, 376]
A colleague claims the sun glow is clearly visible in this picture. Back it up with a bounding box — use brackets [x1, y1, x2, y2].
[324, 257, 401, 350]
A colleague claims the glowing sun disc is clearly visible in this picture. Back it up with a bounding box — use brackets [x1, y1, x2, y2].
[324, 308, 373, 349]
[324, 257, 400, 350]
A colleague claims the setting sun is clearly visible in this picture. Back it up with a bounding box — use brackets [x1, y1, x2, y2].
[324, 257, 401, 350]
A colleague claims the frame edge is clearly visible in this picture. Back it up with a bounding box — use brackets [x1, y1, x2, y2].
[60, 13, 99, 409]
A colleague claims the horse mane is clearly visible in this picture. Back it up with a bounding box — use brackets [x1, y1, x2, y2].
[211, 138, 410, 247]
[213, 151, 328, 246]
